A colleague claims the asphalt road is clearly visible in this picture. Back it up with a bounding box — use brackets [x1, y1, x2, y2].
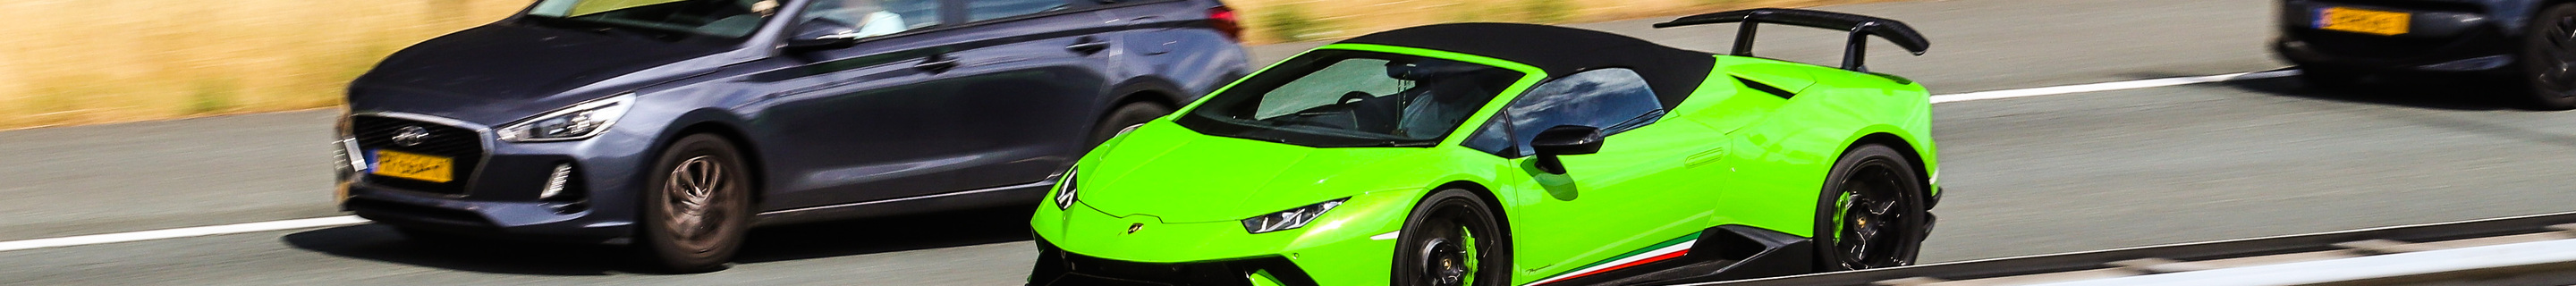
[4, 0, 2573, 284]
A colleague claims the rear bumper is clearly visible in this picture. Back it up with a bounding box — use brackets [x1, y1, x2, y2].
[2275, 0, 2521, 72]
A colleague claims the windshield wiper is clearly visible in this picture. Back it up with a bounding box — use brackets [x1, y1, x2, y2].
[1383, 141, 1436, 147]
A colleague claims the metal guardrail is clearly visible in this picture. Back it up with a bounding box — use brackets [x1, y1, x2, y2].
[1674, 212, 2576, 286]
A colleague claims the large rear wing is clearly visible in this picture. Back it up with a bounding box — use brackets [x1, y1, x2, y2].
[1654, 8, 1930, 72]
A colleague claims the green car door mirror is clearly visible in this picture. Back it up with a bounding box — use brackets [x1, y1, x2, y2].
[1531, 125, 1604, 174]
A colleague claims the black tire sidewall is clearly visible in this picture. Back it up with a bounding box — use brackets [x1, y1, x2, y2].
[2522, 4, 2576, 110]
[1810, 145, 1928, 272]
[1394, 189, 1510, 286]
[635, 134, 753, 273]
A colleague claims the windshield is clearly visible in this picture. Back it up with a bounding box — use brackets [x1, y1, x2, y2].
[1177, 50, 1525, 147]
[523, 0, 772, 38]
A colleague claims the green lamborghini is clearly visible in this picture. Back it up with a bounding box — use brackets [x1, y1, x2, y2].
[1029, 8, 1942, 286]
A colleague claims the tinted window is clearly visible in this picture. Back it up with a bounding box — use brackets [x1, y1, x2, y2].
[1462, 68, 1665, 157]
[797, 0, 942, 38]
[966, 0, 1072, 21]
[1177, 49, 1523, 147]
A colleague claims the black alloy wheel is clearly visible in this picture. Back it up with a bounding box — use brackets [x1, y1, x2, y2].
[2521, 4, 2576, 110]
[1812, 145, 1928, 272]
[636, 134, 753, 273]
[1395, 189, 1509, 286]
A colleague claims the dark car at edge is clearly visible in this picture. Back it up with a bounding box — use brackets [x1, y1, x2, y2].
[2275, 0, 2576, 109]
[333, 0, 1250, 272]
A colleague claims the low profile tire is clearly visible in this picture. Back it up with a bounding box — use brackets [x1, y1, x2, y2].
[1394, 189, 1509, 286]
[2520, 4, 2576, 110]
[634, 134, 754, 273]
[1811, 145, 1928, 272]
[1090, 101, 1174, 146]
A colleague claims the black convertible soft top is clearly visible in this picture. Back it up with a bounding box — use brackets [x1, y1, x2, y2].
[1340, 22, 1717, 108]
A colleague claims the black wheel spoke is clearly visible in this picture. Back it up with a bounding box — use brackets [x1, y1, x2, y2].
[1401, 192, 1503, 286]
[1826, 157, 1923, 271]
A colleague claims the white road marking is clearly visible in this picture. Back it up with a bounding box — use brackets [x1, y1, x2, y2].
[0, 215, 368, 252]
[1930, 70, 2300, 104]
[0, 70, 2301, 253]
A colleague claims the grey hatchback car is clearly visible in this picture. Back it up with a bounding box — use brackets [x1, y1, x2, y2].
[335, 0, 1248, 272]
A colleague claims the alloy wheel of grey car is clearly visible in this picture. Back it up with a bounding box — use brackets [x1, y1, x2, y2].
[2522, 4, 2576, 110]
[637, 134, 752, 273]
[1091, 102, 1174, 146]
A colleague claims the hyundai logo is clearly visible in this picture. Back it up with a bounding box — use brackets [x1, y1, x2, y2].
[1127, 223, 1143, 234]
[392, 126, 431, 147]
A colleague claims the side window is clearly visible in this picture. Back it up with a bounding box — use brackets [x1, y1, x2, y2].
[965, 0, 1073, 21]
[1462, 68, 1665, 157]
[798, 0, 941, 38]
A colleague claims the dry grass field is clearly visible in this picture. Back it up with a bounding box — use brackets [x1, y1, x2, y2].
[0, 0, 1872, 130]
[0, 0, 529, 129]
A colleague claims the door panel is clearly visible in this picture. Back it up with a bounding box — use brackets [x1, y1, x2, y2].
[1469, 68, 1735, 280]
[744, 0, 966, 210]
[1504, 122, 1731, 280]
[905, 3, 1114, 193]
[750, 50, 968, 209]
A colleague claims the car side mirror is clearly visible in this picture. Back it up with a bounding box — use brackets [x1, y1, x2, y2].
[1530, 125, 1604, 174]
[784, 20, 862, 50]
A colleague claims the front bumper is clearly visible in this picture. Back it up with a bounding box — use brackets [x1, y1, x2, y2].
[2275, 0, 2520, 72]
[1029, 190, 1418, 286]
[335, 113, 650, 241]
[1030, 238, 1322, 286]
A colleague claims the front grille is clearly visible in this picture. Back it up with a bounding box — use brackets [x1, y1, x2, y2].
[352, 115, 486, 195]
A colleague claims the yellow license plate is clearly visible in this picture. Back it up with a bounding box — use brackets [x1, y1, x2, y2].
[2318, 7, 2410, 36]
[372, 150, 454, 183]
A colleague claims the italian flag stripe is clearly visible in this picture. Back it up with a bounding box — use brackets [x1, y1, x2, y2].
[1524, 233, 1700, 286]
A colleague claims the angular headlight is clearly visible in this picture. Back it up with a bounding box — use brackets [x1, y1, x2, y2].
[1053, 169, 1080, 210]
[1241, 198, 1348, 233]
[498, 94, 635, 142]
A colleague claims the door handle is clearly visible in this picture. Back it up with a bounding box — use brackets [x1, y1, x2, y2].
[913, 56, 959, 72]
[1067, 38, 1111, 55]
[1685, 146, 1728, 167]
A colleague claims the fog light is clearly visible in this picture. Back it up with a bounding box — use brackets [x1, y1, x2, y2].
[540, 164, 573, 199]
[335, 139, 367, 173]
[540, 164, 588, 214]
